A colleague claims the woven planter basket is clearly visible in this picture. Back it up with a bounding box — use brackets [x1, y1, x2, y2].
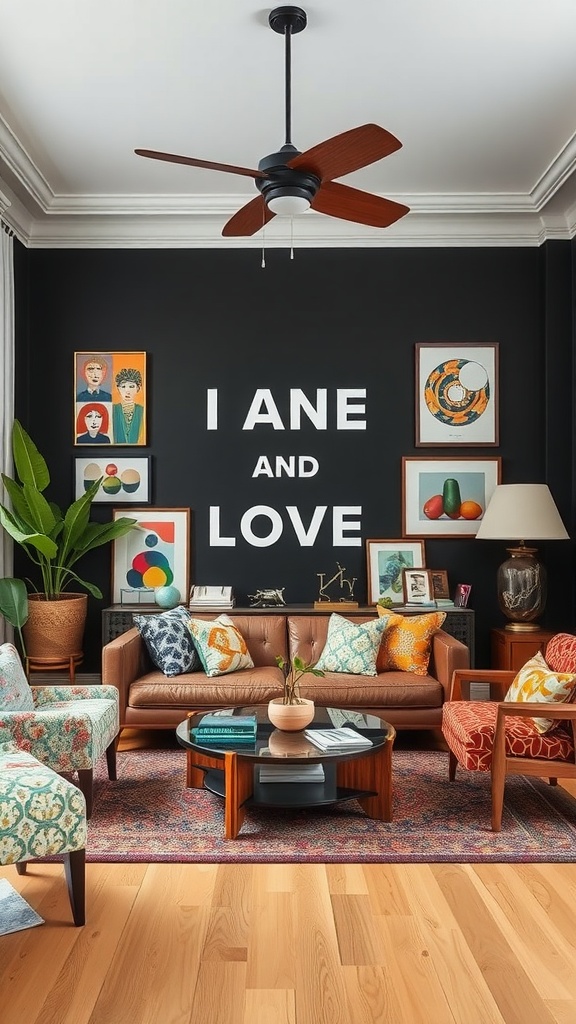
[23, 593, 88, 667]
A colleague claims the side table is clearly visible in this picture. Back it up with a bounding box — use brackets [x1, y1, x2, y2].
[490, 628, 555, 672]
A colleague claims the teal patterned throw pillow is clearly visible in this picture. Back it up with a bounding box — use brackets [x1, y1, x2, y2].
[315, 614, 390, 676]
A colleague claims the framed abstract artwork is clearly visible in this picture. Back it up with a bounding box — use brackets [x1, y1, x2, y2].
[74, 351, 147, 446]
[366, 538, 426, 606]
[415, 342, 499, 446]
[74, 457, 151, 503]
[111, 507, 190, 603]
[402, 456, 502, 538]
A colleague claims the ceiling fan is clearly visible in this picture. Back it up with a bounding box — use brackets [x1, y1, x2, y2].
[135, 6, 410, 237]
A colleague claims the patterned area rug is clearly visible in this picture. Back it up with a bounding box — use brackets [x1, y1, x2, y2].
[88, 747, 576, 863]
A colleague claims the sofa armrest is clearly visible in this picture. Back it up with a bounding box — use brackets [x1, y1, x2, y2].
[430, 630, 470, 701]
[102, 627, 145, 725]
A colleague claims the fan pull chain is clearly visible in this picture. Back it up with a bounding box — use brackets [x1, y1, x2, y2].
[290, 216, 294, 259]
[261, 213, 266, 269]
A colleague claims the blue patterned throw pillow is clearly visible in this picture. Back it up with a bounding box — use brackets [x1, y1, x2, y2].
[134, 606, 200, 677]
[315, 613, 390, 676]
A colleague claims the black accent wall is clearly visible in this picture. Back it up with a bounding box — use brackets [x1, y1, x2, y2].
[12, 242, 575, 671]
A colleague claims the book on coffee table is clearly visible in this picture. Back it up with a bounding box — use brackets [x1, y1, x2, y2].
[259, 763, 326, 784]
[303, 727, 373, 751]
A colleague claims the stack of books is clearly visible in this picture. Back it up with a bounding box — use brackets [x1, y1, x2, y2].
[188, 586, 235, 610]
[259, 763, 325, 784]
[192, 714, 257, 746]
[303, 727, 373, 751]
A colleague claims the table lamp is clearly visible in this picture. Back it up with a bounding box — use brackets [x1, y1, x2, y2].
[475, 483, 569, 632]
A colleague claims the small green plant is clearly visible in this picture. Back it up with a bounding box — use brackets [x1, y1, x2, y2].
[0, 419, 137, 599]
[0, 577, 29, 656]
[377, 596, 394, 609]
[275, 654, 324, 705]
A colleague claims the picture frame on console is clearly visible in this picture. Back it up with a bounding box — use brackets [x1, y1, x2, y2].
[366, 538, 426, 606]
[111, 507, 190, 603]
[415, 342, 499, 447]
[402, 456, 502, 539]
[430, 569, 450, 600]
[402, 568, 434, 605]
[74, 457, 151, 503]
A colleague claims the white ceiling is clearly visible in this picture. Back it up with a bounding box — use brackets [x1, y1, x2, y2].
[1, 0, 576, 247]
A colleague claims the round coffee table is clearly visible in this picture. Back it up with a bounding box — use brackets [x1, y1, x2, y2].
[176, 705, 395, 839]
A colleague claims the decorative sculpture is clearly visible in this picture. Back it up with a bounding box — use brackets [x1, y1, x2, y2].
[315, 563, 358, 609]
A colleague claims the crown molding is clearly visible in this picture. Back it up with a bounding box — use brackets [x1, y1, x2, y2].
[1, 115, 575, 247]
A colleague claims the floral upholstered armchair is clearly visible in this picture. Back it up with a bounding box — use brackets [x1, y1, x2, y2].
[442, 633, 576, 831]
[0, 741, 87, 924]
[0, 643, 119, 817]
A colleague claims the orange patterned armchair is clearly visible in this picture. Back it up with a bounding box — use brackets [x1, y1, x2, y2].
[442, 633, 576, 830]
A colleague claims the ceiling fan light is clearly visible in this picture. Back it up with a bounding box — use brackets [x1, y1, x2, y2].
[267, 193, 311, 216]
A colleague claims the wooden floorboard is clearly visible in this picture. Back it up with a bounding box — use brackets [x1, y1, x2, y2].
[1, 729, 575, 1023]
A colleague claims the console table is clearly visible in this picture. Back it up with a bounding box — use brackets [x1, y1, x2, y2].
[102, 603, 475, 664]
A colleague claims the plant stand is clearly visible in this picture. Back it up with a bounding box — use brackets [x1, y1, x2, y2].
[25, 654, 83, 684]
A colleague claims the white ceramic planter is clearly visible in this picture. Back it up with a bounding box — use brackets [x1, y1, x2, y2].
[267, 697, 315, 732]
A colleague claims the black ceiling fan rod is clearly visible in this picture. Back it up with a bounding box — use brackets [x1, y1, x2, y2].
[269, 7, 307, 148]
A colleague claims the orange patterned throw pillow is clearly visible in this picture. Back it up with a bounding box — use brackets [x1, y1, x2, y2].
[545, 633, 576, 674]
[187, 614, 254, 677]
[504, 651, 576, 734]
[376, 611, 446, 676]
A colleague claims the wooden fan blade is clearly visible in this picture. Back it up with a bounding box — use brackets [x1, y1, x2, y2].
[222, 195, 276, 237]
[287, 124, 402, 182]
[135, 149, 269, 180]
[311, 180, 409, 228]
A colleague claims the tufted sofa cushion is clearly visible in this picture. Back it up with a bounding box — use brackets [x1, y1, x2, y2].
[442, 700, 575, 771]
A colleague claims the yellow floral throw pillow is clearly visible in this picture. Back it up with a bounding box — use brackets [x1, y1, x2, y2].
[376, 611, 446, 676]
[504, 651, 576, 734]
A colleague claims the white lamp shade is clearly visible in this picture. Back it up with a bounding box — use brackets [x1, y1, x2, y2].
[475, 484, 569, 541]
[267, 194, 310, 216]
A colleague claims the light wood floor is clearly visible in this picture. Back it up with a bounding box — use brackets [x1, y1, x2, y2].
[1, 732, 576, 1024]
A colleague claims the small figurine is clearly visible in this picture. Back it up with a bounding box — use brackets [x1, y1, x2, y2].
[248, 587, 286, 608]
[316, 562, 357, 604]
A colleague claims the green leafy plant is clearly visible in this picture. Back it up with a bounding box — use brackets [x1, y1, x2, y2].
[0, 576, 29, 656]
[275, 654, 324, 705]
[377, 596, 394, 609]
[0, 419, 137, 599]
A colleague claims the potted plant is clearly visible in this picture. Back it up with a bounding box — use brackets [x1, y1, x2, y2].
[0, 419, 137, 667]
[0, 576, 29, 657]
[268, 654, 324, 731]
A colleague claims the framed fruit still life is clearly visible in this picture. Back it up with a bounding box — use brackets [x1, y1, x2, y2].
[402, 457, 502, 538]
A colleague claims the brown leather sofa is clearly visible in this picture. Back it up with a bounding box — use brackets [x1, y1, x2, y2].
[102, 611, 469, 731]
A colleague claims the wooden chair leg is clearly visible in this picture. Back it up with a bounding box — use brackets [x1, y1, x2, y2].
[448, 750, 458, 781]
[549, 778, 558, 786]
[105, 737, 118, 781]
[77, 769, 93, 818]
[15, 862, 27, 875]
[64, 849, 85, 926]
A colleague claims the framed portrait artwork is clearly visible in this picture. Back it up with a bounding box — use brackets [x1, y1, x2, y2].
[402, 456, 502, 538]
[415, 342, 499, 446]
[366, 538, 426, 606]
[74, 351, 147, 446]
[75, 457, 151, 503]
[111, 507, 190, 604]
[402, 568, 434, 605]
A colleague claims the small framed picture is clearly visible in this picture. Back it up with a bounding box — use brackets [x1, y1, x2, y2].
[74, 457, 151, 503]
[366, 538, 426, 605]
[402, 568, 434, 605]
[402, 456, 502, 538]
[111, 507, 191, 603]
[454, 583, 472, 608]
[415, 342, 499, 446]
[430, 570, 450, 600]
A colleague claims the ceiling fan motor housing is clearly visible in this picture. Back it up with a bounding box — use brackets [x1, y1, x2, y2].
[257, 145, 320, 208]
